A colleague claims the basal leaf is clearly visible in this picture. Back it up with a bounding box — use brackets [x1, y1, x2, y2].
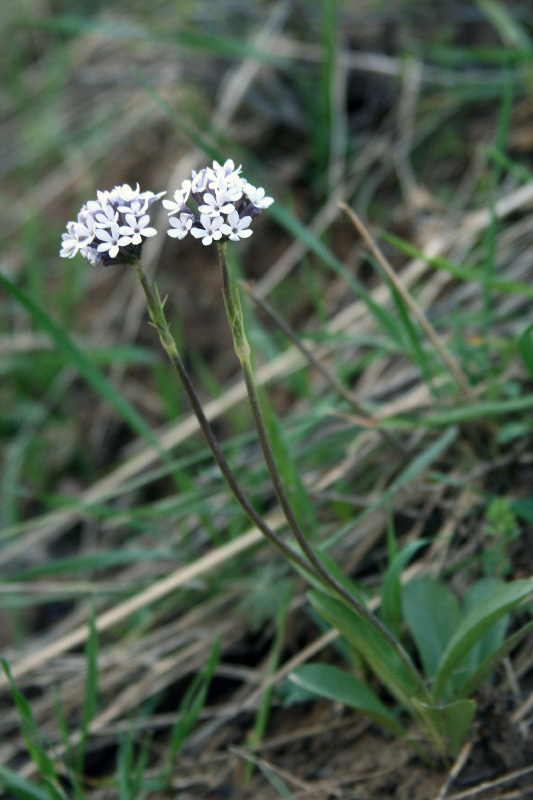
[289, 663, 407, 738]
[433, 579, 533, 701]
[402, 578, 462, 682]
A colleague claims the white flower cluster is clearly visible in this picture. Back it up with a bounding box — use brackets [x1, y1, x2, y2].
[163, 159, 273, 246]
[60, 184, 165, 266]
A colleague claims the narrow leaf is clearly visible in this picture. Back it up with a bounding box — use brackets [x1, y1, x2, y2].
[433, 579, 533, 700]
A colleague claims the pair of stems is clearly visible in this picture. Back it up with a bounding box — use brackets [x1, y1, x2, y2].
[131, 249, 431, 709]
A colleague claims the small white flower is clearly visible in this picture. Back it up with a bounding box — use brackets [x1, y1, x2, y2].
[190, 213, 224, 246]
[139, 189, 166, 207]
[94, 204, 118, 227]
[116, 183, 140, 202]
[213, 159, 242, 180]
[96, 222, 132, 259]
[60, 228, 81, 258]
[191, 168, 211, 193]
[221, 211, 253, 241]
[162, 182, 191, 215]
[210, 173, 244, 203]
[167, 213, 194, 239]
[118, 197, 147, 216]
[198, 190, 235, 217]
[75, 215, 97, 244]
[119, 213, 157, 245]
[244, 183, 274, 209]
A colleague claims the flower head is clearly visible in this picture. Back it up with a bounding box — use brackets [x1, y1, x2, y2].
[59, 183, 165, 266]
[165, 159, 273, 246]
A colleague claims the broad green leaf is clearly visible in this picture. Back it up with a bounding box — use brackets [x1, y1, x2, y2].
[308, 590, 426, 712]
[462, 578, 507, 671]
[289, 663, 407, 738]
[402, 578, 462, 682]
[433, 579, 533, 701]
[411, 698, 476, 757]
[381, 540, 428, 636]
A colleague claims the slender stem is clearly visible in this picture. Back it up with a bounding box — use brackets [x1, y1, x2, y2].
[216, 242, 430, 701]
[240, 279, 408, 456]
[130, 260, 319, 581]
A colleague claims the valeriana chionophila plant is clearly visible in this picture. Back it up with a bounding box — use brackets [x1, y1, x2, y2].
[55, 163, 533, 765]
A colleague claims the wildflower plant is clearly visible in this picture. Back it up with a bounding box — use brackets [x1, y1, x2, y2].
[55, 162, 533, 766]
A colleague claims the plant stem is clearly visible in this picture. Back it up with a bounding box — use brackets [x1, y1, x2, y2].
[130, 260, 318, 581]
[216, 241, 430, 701]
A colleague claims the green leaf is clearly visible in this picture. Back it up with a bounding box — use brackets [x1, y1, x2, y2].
[382, 232, 533, 301]
[0, 765, 54, 800]
[462, 578, 508, 671]
[518, 324, 533, 378]
[381, 540, 428, 636]
[432, 579, 533, 701]
[1, 660, 61, 782]
[166, 636, 220, 771]
[308, 590, 424, 712]
[289, 663, 407, 739]
[402, 578, 462, 682]
[410, 698, 476, 757]
[456, 619, 533, 699]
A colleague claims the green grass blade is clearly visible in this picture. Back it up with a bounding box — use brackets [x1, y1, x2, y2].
[1, 660, 64, 786]
[477, 0, 533, 51]
[0, 765, 55, 800]
[0, 272, 169, 463]
[381, 232, 533, 301]
[166, 636, 221, 773]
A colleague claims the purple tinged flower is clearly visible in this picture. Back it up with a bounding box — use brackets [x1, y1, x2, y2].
[190, 214, 224, 246]
[60, 182, 165, 265]
[94, 204, 118, 228]
[167, 213, 194, 239]
[244, 183, 274, 209]
[60, 226, 82, 259]
[119, 213, 157, 245]
[220, 211, 252, 241]
[95, 222, 132, 259]
[197, 190, 235, 218]
[164, 158, 273, 245]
